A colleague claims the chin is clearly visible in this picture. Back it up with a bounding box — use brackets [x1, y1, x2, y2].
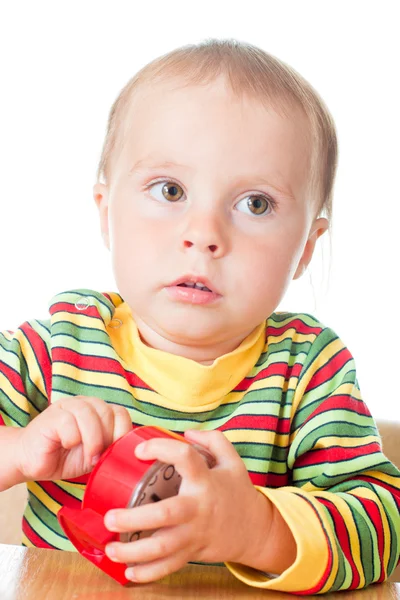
[160, 319, 225, 347]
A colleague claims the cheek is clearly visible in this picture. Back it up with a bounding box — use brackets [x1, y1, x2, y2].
[109, 201, 150, 254]
[109, 204, 171, 287]
[240, 233, 304, 295]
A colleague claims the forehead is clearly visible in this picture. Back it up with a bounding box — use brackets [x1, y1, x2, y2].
[117, 77, 312, 201]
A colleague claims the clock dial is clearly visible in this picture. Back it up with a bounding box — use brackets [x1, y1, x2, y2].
[119, 443, 215, 544]
[120, 461, 182, 543]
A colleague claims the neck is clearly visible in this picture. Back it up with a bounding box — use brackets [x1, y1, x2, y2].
[132, 316, 254, 365]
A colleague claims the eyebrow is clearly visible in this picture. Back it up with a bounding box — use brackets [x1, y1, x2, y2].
[129, 158, 295, 199]
[129, 159, 191, 175]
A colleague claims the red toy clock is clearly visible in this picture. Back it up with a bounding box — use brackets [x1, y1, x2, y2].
[58, 425, 215, 585]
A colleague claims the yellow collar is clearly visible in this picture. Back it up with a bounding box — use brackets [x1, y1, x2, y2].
[107, 303, 266, 411]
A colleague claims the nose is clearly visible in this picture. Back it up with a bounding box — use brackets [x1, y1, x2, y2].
[179, 209, 229, 258]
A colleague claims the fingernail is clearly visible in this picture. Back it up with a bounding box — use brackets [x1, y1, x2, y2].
[91, 454, 101, 466]
[135, 443, 146, 457]
[105, 544, 117, 559]
[105, 511, 116, 528]
[125, 567, 138, 582]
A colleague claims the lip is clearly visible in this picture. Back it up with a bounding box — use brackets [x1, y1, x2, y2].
[167, 274, 221, 295]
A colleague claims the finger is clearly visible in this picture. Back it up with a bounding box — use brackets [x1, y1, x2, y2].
[124, 546, 190, 584]
[57, 399, 106, 465]
[104, 496, 194, 533]
[184, 429, 243, 469]
[135, 438, 208, 483]
[81, 398, 131, 446]
[41, 405, 82, 452]
[77, 397, 116, 448]
[105, 526, 187, 565]
[111, 405, 132, 441]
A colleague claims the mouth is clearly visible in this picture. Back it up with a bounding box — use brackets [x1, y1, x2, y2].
[177, 281, 212, 292]
[168, 275, 220, 295]
[165, 275, 221, 305]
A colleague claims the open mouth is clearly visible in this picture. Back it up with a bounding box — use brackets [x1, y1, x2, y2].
[177, 282, 212, 293]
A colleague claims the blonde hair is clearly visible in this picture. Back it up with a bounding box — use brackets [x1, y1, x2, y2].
[96, 38, 338, 220]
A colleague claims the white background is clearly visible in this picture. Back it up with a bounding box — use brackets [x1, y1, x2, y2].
[0, 1, 398, 420]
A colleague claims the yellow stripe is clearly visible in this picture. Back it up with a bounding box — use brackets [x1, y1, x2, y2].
[332, 381, 362, 399]
[22, 532, 32, 546]
[314, 435, 380, 449]
[52, 311, 105, 329]
[0, 372, 32, 415]
[360, 470, 400, 487]
[268, 331, 317, 345]
[312, 491, 365, 590]
[225, 429, 288, 447]
[245, 374, 286, 391]
[28, 481, 62, 514]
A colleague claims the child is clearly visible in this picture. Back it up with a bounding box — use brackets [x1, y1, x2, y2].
[0, 39, 399, 593]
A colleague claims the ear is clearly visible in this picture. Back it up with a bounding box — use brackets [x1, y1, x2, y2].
[293, 217, 329, 280]
[93, 183, 110, 250]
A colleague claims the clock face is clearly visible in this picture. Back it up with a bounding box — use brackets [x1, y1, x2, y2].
[119, 461, 182, 544]
[119, 443, 215, 545]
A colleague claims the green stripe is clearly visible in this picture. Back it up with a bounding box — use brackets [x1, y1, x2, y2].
[0, 391, 30, 425]
[291, 413, 376, 459]
[24, 502, 71, 550]
[28, 489, 63, 536]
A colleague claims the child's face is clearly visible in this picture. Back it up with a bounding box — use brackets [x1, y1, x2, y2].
[94, 76, 327, 357]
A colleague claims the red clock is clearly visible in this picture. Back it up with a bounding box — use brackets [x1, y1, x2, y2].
[58, 426, 215, 585]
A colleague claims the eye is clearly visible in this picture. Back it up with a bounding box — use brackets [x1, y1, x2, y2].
[236, 194, 274, 216]
[146, 180, 185, 203]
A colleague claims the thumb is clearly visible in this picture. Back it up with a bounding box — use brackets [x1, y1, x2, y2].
[184, 429, 239, 468]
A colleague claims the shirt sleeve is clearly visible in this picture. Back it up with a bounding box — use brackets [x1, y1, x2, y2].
[226, 326, 400, 594]
[0, 320, 52, 427]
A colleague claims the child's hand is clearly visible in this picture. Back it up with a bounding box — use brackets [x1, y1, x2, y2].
[104, 429, 273, 583]
[17, 396, 132, 481]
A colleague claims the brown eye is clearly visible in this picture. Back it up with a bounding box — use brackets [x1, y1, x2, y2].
[162, 182, 184, 202]
[247, 195, 270, 215]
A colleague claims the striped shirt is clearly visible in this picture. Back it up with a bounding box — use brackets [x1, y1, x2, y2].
[0, 289, 399, 594]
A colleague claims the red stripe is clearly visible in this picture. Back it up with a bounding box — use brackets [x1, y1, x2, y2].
[234, 362, 303, 392]
[357, 476, 400, 509]
[52, 346, 152, 392]
[62, 473, 90, 485]
[316, 498, 359, 590]
[49, 301, 101, 319]
[356, 496, 385, 582]
[264, 472, 289, 487]
[296, 442, 381, 468]
[38, 481, 83, 509]
[52, 347, 151, 395]
[248, 471, 289, 487]
[267, 319, 322, 337]
[304, 396, 372, 425]
[219, 414, 290, 435]
[307, 348, 351, 391]
[22, 516, 56, 549]
[125, 370, 155, 391]
[21, 323, 52, 400]
[0, 416, 6, 426]
[53, 347, 124, 376]
[0, 359, 26, 395]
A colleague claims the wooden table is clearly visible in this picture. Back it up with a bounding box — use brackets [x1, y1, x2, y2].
[0, 545, 399, 600]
